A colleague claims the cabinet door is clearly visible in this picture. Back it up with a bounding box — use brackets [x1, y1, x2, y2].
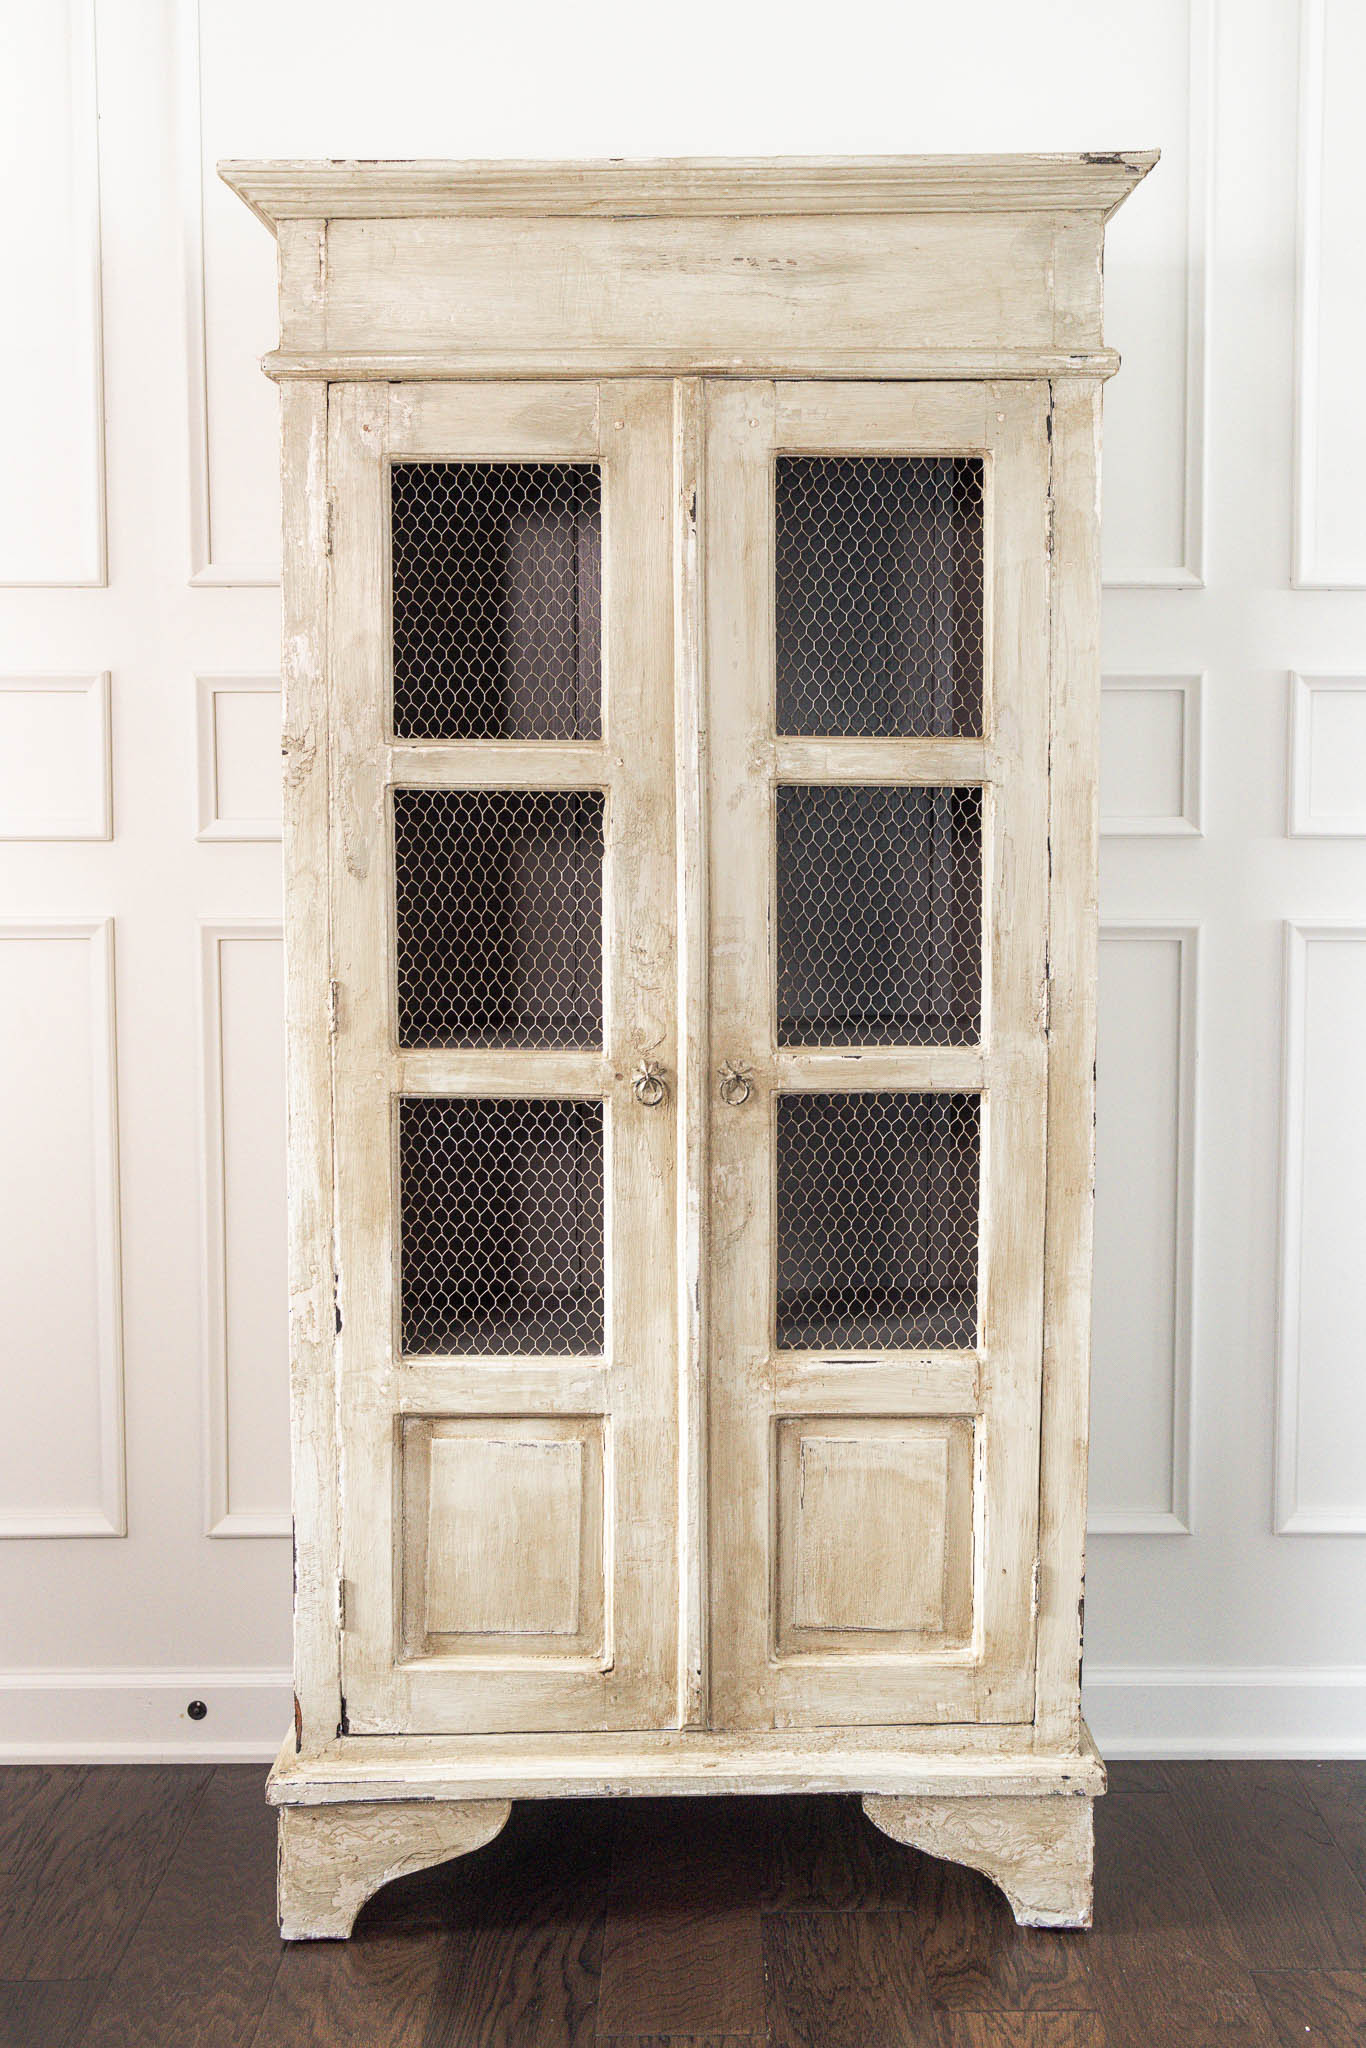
[329, 382, 679, 1734]
[706, 382, 1050, 1728]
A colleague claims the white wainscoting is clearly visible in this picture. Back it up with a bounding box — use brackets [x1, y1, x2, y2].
[0, 0, 106, 587]
[0, 675, 112, 841]
[1276, 923, 1366, 1534]
[1100, 675, 1204, 836]
[1090, 925, 1199, 1536]
[0, 922, 125, 1537]
[1287, 674, 1366, 836]
[3, 0, 1366, 1759]
[195, 675, 282, 841]
[1293, 0, 1366, 587]
[200, 923, 291, 1537]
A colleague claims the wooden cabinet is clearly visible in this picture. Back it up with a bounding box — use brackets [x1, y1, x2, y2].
[225, 151, 1154, 1939]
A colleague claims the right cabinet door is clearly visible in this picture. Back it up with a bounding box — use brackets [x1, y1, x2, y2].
[706, 381, 1052, 1728]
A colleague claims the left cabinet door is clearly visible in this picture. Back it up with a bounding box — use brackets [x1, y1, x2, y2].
[329, 382, 680, 1734]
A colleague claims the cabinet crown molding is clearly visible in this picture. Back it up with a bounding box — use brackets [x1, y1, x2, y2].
[219, 152, 1158, 233]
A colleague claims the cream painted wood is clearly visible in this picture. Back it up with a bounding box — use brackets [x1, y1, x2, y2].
[328, 379, 680, 1736]
[705, 380, 1051, 1731]
[863, 1791, 1095, 1927]
[267, 1723, 1107, 1803]
[278, 1797, 511, 1939]
[222, 153, 1155, 1932]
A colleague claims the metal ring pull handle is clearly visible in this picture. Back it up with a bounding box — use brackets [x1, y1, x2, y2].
[718, 1061, 753, 1108]
[633, 1063, 668, 1108]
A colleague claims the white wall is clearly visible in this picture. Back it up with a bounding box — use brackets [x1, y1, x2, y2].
[1, 0, 1363, 1759]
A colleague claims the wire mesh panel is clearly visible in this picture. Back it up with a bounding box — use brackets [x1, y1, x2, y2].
[777, 784, 982, 1046]
[394, 787, 604, 1049]
[775, 456, 984, 737]
[399, 1096, 605, 1356]
[391, 462, 602, 740]
[776, 1092, 980, 1350]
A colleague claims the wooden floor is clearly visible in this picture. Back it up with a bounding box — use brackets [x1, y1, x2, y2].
[1, 1763, 1364, 2045]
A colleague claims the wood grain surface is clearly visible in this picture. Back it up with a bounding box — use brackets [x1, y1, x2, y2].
[2, 1764, 1363, 2043]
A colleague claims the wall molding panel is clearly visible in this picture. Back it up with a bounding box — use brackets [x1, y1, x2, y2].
[1102, 0, 1213, 589]
[1100, 673, 1204, 836]
[1276, 922, 1366, 1533]
[0, 1666, 293, 1761]
[199, 922, 290, 1539]
[178, 0, 278, 587]
[1287, 673, 1366, 836]
[0, 0, 108, 586]
[1089, 923, 1200, 1537]
[1084, 1665, 1366, 1758]
[0, 921, 126, 1538]
[1292, 0, 1366, 587]
[0, 674, 113, 841]
[195, 674, 283, 841]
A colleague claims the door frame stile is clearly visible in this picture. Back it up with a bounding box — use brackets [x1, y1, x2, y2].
[1034, 378, 1103, 1748]
[281, 376, 342, 1757]
[673, 375, 710, 1729]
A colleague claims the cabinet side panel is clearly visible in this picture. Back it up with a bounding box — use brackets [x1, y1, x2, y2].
[281, 379, 340, 1751]
[1036, 380, 1102, 1746]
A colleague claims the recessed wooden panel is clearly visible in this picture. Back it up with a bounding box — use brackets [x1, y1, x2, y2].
[1295, 0, 1366, 585]
[196, 677, 282, 840]
[0, 1, 105, 585]
[0, 676, 111, 840]
[0, 922, 124, 1535]
[1091, 927, 1197, 1535]
[774, 1416, 974, 1655]
[320, 214, 1058, 358]
[1100, 674, 1202, 835]
[401, 1417, 605, 1660]
[1277, 925, 1366, 1531]
[1289, 675, 1366, 835]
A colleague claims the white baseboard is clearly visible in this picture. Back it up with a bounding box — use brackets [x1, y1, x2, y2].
[0, 1668, 292, 1762]
[1084, 1664, 1366, 1757]
[0, 1664, 1362, 1764]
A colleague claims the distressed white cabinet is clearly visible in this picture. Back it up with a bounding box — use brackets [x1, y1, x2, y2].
[224, 152, 1154, 1938]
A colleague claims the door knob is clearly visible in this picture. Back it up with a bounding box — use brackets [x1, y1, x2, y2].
[718, 1062, 753, 1107]
[633, 1062, 668, 1107]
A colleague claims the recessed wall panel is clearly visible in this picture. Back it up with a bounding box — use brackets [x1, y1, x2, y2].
[1278, 926, 1366, 1530]
[1091, 929, 1196, 1533]
[0, 925, 123, 1535]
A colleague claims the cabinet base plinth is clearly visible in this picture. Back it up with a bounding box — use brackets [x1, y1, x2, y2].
[862, 1791, 1095, 1927]
[277, 1798, 511, 1940]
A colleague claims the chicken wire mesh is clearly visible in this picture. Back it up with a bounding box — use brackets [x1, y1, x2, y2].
[776, 784, 983, 1046]
[776, 1091, 980, 1350]
[390, 461, 602, 740]
[775, 456, 984, 738]
[399, 1096, 605, 1356]
[393, 787, 604, 1049]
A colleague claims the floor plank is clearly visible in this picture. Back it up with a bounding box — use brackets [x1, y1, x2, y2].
[597, 1800, 765, 2040]
[249, 1927, 452, 2048]
[913, 1854, 1095, 2013]
[1254, 1969, 1366, 2048]
[935, 2017, 1108, 2048]
[757, 1792, 927, 1911]
[0, 1763, 1362, 2044]
[598, 2038, 765, 2047]
[1086, 1792, 1279, 2048]
[1163, 1761, 1366, 1971]
[0, 1766, 211, 1980]
[0, 1977, 107, 2048]
[764, 1910, 937, 2047]
[1299, 1762, 1366, 1893]
[0, 1768, 90, 1881]
[424, 1796, 613, 2048]
[79, 1766, 281, 2048]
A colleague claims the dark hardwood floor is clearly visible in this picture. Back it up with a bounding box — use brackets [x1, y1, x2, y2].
[1, 1762, 1364, 2046]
